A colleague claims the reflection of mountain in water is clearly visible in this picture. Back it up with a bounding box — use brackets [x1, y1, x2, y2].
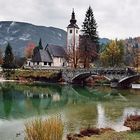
[0, 83, 76, 118]
[0, 83, 139, 122]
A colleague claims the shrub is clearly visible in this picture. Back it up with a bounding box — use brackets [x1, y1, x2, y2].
[124, 114, 140, 131]
[24, 117, 63, 140]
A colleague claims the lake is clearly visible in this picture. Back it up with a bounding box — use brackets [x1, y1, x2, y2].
[0, 82, 140, 140]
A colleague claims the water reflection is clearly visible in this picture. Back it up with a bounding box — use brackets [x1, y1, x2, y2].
[0, 82, 139, 139]
[97, 103, 106, 128]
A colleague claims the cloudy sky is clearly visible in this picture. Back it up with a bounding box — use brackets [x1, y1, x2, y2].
[0, 0, 140, 39]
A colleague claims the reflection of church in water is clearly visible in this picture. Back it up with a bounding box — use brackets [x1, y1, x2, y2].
[0, 84, 139, 132]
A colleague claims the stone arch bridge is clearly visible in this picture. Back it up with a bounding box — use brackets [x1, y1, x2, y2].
[62, 67, 140, 87]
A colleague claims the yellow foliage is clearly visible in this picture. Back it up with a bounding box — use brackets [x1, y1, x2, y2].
[24, 117, 64, 140]
[100, 40, 124, 67]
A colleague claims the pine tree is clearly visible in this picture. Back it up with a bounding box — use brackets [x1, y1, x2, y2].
[32, 39, 43, 56]
[80, 6, 99, 68]
[82, 6, 99, 48]
[37, 38, 43, 49]
[2, 43, 15, 68]
[0, 48, 3, 65]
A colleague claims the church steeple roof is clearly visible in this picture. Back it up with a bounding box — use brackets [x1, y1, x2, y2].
[67, 9, 79, 29]
[70, 9, 76, 24]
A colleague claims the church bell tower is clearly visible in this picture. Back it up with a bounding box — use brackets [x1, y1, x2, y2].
[67, 9, 79, 52]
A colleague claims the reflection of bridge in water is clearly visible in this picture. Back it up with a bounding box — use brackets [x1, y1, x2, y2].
[26, 92, 52, 99]
[0, 83, 140, 135]
[62, 67, 140, 87]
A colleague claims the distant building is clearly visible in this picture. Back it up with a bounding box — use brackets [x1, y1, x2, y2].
[25, 44, 67, 68]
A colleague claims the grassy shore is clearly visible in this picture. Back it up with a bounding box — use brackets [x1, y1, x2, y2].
[80, 131, 140, 140]
[3, 69, 61, 82]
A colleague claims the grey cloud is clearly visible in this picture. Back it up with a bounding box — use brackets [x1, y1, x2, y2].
[0, 0, 139, 39]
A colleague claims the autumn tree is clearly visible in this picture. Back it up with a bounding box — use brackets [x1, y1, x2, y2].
[80, 36, 97, 68]
[2, 43, 15, 68]
[24, 42, 36, 58]
[117, 40, 125, 64]
[67, 45, 81, 68]
[100, 40, 124, 67]
[133, 44, 140, 70]
[81, 6, 99, 52]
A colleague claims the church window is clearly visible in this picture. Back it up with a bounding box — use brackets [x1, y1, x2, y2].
[70, 30, 72, 33]
[44, 62, 47, 65]
[48, 62, 51, 66]
[76, 30, 78, 33]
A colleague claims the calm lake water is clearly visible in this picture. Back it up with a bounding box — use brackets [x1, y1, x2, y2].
[0, 82, 140, 140]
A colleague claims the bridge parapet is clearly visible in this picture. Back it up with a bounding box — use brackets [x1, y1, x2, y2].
[62, 67, 134, 83]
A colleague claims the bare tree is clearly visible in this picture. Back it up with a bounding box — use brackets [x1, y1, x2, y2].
[79, 36, 98, 68]
[67, 44, 80, 68]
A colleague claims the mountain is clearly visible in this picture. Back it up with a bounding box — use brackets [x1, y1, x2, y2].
[2, 21, 134, 58]
[0, 21, 67, 56]
[99, 38, 110, 45]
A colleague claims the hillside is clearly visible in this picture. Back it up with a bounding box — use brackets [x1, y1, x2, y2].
[0, 21, 139, 63]
[124, 37, 140, 65]
[0, 21, 66, 56]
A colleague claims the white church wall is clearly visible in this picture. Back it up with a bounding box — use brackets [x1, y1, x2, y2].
[53, 57, 65, 67]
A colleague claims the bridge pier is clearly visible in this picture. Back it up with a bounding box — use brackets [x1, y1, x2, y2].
[110, 79, 119, 88]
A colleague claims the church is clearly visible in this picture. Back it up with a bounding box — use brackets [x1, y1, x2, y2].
[25, 10, 79, 68]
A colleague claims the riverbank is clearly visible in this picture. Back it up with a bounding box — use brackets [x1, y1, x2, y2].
[1, 69, 110, 86]
[67, 128, 140, 140]
[79, 131, 140, 140]
[2, 69, 62, 83]
[67, 114, 140, 140]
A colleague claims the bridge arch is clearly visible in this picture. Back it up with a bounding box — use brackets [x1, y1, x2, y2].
[118, 74, 140, 87]
[71, 72, 110, 83]
[71, 72, 96, 83]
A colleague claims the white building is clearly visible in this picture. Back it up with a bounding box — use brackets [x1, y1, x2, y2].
[25, 44, 67, 68]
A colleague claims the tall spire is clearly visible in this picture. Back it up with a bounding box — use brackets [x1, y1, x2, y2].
[67, 9, 79, 29]
[70, 9, 77, 24]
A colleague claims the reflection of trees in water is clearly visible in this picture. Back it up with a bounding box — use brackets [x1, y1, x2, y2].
[0, 83, 139, 122]
[0, 83, 70, 118]
[1, 84, 14, 118]
[0, 83, 27, 118]
[63, 100, 97, 133]
[2, 94, 13, 118]
[30, 98, 41, 114]
[72, 85, 109, 101]
[62, 85, 98, 132]
[103, 101, 125, 122]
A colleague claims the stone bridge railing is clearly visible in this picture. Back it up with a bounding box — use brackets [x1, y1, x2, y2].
[62, 67, 135, 83]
